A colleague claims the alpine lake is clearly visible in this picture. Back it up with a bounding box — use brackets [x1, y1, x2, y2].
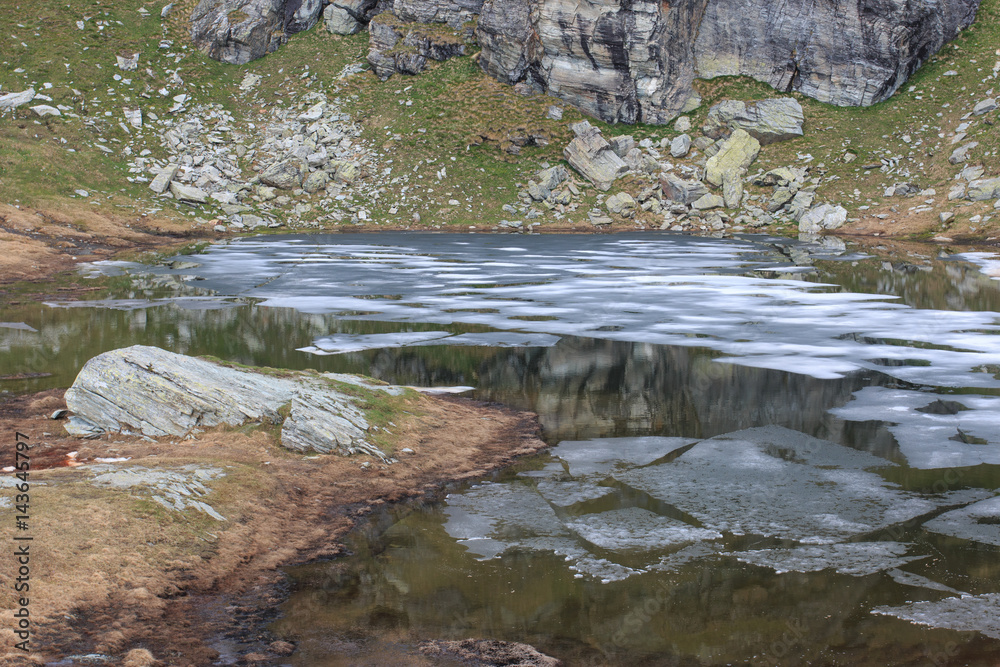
[3, 232, 1000, 666]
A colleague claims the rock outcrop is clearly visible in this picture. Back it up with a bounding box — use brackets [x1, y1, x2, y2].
[65, 345, 403, 460]
[190, 0, 979, 124]
[703, 98, 804, 145]
[191, 0, 325, 64]
[475, 0, 980, 122]
[367, 13, 470, 79]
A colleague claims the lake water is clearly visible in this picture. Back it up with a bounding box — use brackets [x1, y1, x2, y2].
[2, 232, 1000, 665]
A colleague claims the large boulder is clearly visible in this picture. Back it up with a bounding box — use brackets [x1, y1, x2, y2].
[190, 0, 324, 64]
[704, 129, 761, 188]
[798, 203, 848, 233]
[966, 177, 1000, 202]
[703, 98, 804, 144]
[562, 121, 629, 191]
[64, 346, 401, 459]
[260, 158, 307, 189]
[660, 172, 709, 204]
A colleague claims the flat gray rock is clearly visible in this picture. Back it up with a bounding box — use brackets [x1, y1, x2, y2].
[65, 345, 396, 459]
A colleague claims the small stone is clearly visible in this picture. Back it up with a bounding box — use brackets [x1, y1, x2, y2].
[939, 211, 955, 223]
[30, 104, 61, 117]
[670, 133, 691, 158]
[0, 88, 36, 110]
[949, 142, 978, 164]
[973, 98, 997, 115]
[116, 52, 139, 71]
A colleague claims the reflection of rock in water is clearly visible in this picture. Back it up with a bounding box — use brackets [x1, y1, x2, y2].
[474, 336, 896, 452]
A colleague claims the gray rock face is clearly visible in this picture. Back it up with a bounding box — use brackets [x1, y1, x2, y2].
[693, 0, 979, 107]
[562, 121, 629, 191]
[393, 0, 484, 27]
[324, 0, 376, 34]
[475, 0, 979, 123]
[368, 13, 469, 79]
[191, 0, 285, 65]
[190, 0, 324, 64]
[703, 98, 804, 145]
[65, 346, 398, 459]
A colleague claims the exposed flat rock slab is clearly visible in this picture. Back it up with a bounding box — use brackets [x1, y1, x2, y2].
[704, 98, 804, 145]
[65, 345, 401, 459]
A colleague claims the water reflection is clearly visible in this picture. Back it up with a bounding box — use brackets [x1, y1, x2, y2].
[2, 234, 1000, 664]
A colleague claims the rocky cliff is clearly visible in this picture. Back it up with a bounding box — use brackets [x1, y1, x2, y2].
[478, 0, 981, 121]
[192, 0, 982, 123]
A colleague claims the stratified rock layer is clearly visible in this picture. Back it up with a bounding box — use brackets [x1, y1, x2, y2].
[476, 0, 981, 122]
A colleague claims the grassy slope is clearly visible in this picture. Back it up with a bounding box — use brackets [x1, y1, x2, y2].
[0, 0, 998, 240]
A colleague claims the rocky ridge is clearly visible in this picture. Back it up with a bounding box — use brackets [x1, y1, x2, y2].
[191, 0, 983, 126]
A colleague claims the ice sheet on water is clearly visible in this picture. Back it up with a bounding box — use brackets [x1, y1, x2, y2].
[728, 542, 925, 576]
[923, 496, 1000, 546]
[830, 387, 1000, 468]
[541, 436, 697, 477]
[887, 569, 966, 595]
[565, 507, 722, 550]
[872, 593, 1000, 639]
[615, 426, 988, 544]
[534, 480, 616, 507]
[55, 234, 1000, 388]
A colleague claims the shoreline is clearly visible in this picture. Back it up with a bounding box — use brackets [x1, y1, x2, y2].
[2, 199, 998, 291]
[0, 388, 549, 665]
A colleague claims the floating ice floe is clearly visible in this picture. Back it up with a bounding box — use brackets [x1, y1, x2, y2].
[923, 496, 1000, 546]
[728, 542, 925, 576]
[442, 425, 993, 583]
[872, 594, 1000, 639]
[830, 387, 1000, 468]
[298, 330, 561, 355]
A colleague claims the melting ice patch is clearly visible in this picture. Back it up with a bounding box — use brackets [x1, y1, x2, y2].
[830, 387, 1000, 468]
[298, 330, 561, 354]
[729, 542, 925, 576]
[923, 496, 1000, 546]
[102, 233, 1000, 388]
[614, 426, 975, 544]
[872, 594, 1000, 639]
[440, 427, 991, 583]
[951, 252, 1000, 280]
